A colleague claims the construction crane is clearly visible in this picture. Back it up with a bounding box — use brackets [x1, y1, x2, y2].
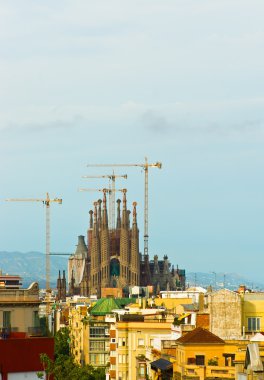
[5, 193, 62, 291]
[79, 188, 127, 229]
[86, 157, 162, 259]
[81, 173, 127, 229]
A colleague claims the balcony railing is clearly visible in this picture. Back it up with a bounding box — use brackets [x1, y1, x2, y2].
[0, 327, 18, 339]
[28, 326, 46, 336]
[180, 364, 235, 379]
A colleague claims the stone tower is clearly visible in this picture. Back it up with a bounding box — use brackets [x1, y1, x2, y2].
[68, 191, 185, 297]
[84, 191, 140, 297]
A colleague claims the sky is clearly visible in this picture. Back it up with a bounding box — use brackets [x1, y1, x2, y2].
[1, 0, 264, 282]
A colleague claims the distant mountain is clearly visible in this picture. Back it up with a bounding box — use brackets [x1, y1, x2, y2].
[186, 271, 264, 291]
[1, 251, 263, 292]
[0, 251, 68, 289]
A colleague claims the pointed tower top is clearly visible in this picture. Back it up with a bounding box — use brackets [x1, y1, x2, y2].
[132, 201, 137, 223]
[121, 189, 128, 228]
[122, 189, 127, 208]
[116, 199, 121, 229]
[93, 202, 98, 220]
[74, 235, 88, 258]
[102, 189, 108, 228]
[89, 210, 93, 228]
[103, 190, 107, 209]
[97, 199, 102, 227]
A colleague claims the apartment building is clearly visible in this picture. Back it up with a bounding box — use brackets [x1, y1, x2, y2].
[108, 313, 173, 380]
[0, 280, 41, 336]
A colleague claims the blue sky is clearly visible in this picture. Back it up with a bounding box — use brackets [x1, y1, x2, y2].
[1, 1, 264, 281]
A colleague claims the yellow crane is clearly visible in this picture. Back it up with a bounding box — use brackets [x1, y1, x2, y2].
[5, 193, 62, 291]
[86, 157, 162, 259]
[81, 172, 127, 229]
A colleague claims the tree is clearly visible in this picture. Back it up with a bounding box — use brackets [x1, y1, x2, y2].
[39, 327, 106, 380]
[54, 327, 70, 357]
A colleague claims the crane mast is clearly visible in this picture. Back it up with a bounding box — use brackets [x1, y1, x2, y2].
[86, 158, 162, 260]
[5, 193, 62, 292]
[81, 172, 127, 229]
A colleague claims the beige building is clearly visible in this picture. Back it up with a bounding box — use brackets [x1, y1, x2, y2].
[0, 281, 41, 335]
[207, 289, 242, 339]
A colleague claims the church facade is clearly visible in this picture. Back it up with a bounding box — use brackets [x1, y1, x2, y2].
[67, 191, 185, 297]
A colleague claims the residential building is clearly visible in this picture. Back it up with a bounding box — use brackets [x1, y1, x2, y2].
[171, 327, 237, 380]
[69, 297, 134, 369]
[207, 288, 242, 339]
[110, 313, 173, 380]
[0, 281, 41, 336]
[241, 292, 264, 335]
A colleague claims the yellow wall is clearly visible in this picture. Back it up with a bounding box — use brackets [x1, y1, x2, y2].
[242, 293, 264, 332]
[153, 297, 193, 311]
[69, 306, 88, 365]
[116, 320, 172, 380]
[173, 342, 238, 380]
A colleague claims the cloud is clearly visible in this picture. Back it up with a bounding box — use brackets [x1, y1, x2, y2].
[141, 110, 171, 134]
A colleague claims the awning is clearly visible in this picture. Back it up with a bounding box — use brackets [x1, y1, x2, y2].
[151, 358, 173, 371]
[178, 312, 191, 321]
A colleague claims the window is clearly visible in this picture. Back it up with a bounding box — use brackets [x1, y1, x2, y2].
[196, 355, 205, 365]
[33, 311, 40, 327]
[90, 327, 105, 337]
[118, 354, 127, 364]
[89, 353, 109, 365]
[138, 364, 146, 376]
[118, 337, 126, 347]
[247, 317, 260, 332]
[138, 338, 144, 347]
[150, 339, 154, 347]
[3, 311, 11, 328]
[89, 341, 105, 351]
[223, 353, 235, 367]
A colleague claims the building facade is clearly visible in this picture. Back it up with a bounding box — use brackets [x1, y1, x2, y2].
[0, 281, 41, 336]
[68, 191, 185, 297]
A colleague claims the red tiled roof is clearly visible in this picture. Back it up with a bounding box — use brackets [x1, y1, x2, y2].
[176, 327, 225, 344]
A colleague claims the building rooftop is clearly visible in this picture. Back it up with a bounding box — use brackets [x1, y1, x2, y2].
[176, 327, 225, 344]
[90, 297, 135, 316]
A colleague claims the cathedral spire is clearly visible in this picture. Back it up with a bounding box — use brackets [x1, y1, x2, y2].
[57, 270, 61, 300]
[93, 202, 98, 230]
[102, 190, 108, 228]
[116, 199, 121, 229]
[121, 189, 128, 228]
[97, 199, 102, 229]
[89, 210, 93, 229]
[132, 202, 137, 225]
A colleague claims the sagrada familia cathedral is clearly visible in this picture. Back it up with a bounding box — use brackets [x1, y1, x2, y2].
[66, 190, 185, 297]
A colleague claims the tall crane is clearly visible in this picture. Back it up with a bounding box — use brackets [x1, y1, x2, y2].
[81, 173, 127, 229]
[86, 158, 162, 259]
[5, 193, 62, 291]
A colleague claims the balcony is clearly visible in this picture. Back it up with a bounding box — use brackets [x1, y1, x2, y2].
[28, 326, 45, 337]
[180, 364, 235, 380]
[0, 327, 18, 339]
